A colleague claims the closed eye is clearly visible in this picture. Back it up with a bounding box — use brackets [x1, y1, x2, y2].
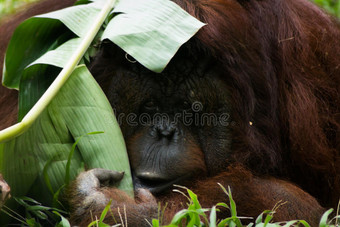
[143, 100, 159, 112]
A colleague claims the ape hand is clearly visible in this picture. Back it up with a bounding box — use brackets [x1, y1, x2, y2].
[76, 168, 124, 197]
[68, 168, 158, 226]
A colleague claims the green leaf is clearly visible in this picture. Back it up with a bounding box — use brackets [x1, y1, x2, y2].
[64, 131, 103, 185]
[209, 206, 217, 227]
[152, 219, 160, 227]
[255, 212, 265, 224]
[319, 209, 333, 227]
[227, 188, 238, 217]
[28, 38, 83, 68]
[296, 220, 311, 227]
[216, 202, 229, 209]
[99, 200, 112, 222]
[281, 220, 302, 227]
[17, 64, 60, 121]
[43, 156, 56, 195]
[187, 188, 202, 210]
[52, 185, 65, 209]
[25, 218, 39, 227]
[2, 18, 70, 89]
[102, 0, 205, 73]
[2, 1, 108, 89]
[255, 224, 280, 227]
[0, 66, 132, 222]
[263, 212, 274, 225]
[170, 209, 191, 224]
[0, 0, 117, 142]
[218, 216, 249, 227]
[34, 1, 104, 38]
[53, 211, 71, 227]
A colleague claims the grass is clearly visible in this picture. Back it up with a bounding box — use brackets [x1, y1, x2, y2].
[2, 180, 339, 226]
[85, 185, 340, 227]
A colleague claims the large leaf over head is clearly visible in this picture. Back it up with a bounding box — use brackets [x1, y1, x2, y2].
[2, 0, 205, 90]
[103, 0, 205, 73]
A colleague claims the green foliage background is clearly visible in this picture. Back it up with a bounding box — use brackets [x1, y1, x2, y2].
[0, 0, 38, 17]
[0, 0, 340, 19]
[313, 0, 340, 16]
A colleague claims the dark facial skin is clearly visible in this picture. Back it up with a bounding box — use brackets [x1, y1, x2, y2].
[91, 41, 232, 194]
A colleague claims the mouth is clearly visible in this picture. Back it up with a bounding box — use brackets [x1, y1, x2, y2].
[133, 173, 191, 194]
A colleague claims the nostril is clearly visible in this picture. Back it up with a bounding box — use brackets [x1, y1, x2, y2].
[157, 127, 175, 139]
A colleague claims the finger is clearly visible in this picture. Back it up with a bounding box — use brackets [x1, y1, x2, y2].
[136, 188, 157, 204]
[90, 168, 124, 185]
[0, 174, 11, 206]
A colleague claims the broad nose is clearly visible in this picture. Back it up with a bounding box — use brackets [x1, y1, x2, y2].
[157, 123, 176, 138]
[150, 122, 179, 140]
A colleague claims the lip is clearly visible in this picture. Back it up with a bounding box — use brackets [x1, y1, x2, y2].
[133, 174, 191, 194]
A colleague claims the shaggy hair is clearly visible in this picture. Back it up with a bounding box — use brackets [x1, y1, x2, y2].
[172, 0, 340, 208]
[0, 0, 339, 225]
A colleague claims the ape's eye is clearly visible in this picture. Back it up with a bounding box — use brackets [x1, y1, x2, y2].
[182, 101, 191, 110]
[143, 100, 158, 111]
[125, 53, 137, 63]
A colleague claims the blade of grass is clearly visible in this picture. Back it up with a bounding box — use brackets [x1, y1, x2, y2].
[64, 131, 103, 185]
